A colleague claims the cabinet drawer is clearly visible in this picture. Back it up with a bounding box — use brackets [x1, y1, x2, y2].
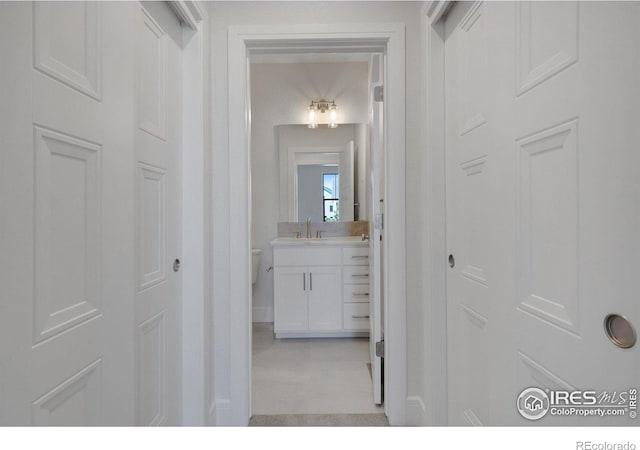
[343, 265, 369, 284]
[273, 247, 341, 266]
[342, 247, 370, 265]
[343, 284, 370, 303]
[343, 303, 370, 331]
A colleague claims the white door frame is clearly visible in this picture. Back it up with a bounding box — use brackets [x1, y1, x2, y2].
[421, 1, 451, 426]
[226, 23, 407, 425]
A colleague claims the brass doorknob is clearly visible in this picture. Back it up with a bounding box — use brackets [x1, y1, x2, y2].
[604, 314, 636, 349]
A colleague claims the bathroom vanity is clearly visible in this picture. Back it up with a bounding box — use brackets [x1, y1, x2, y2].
[270, 236, 370, 339]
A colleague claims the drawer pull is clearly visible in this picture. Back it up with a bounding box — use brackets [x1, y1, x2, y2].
[352, 274, 369, 278]
[352, 315, 370, 319]
[351, 255, 369, 259]
[353, 293, 369, 297]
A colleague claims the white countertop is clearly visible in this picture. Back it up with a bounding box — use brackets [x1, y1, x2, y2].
[270, 236, 368, 247]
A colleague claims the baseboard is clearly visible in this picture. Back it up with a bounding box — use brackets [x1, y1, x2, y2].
[209, 399, 231, 426]
[252, 306, 273, 323]
[406, 395, 427, 426]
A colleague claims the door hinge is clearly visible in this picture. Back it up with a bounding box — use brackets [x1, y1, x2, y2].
[374, 85, 384, 102]
[375, 340, 385, 358]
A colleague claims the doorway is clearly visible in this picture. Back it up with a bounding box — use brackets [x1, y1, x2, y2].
[225, 23, 407, 425]
[249, 55, 381, 417]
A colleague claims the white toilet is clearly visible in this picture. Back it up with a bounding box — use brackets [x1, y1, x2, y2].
[251, 248, 262, 285]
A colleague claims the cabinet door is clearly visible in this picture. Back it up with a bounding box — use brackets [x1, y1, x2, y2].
[273, 267, 308, 331]
[307, 266, 342, 331]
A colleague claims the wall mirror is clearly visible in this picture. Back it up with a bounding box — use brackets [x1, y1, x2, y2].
[277, 124, 368, 223]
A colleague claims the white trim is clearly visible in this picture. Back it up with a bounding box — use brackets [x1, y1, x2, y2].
[425, 1, 453, 25]
[275, 331, 369, 339]
[288, 146, 342, 222]
[209, 399, 231, 426]
[181, 9, 209, 426]
[406, 395, 428, 426]
[422, 4, 449, 426]
[226, 23, 407, 426]
[251, 306, 273, 323]
[168, 1, 205, 30]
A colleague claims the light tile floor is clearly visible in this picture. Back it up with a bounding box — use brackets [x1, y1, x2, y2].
[252, 323, 383, 415]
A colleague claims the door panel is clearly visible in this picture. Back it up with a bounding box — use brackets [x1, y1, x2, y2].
[1, 1, 184, 426]
[273, 267, 308, 331]
[445, 1, 498, 426]
[134, 2, 183, 426]
[445, 1, 640, 426]
[339, 141, 355, 222]
[368, 54, 384, 405]
[308, 266, 342, 331]
[0, 2, 136, 425]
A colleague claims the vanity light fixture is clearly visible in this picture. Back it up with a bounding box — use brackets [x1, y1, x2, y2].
[307, 99, 338, 129]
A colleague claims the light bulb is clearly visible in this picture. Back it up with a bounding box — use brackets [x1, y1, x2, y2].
[328, 104, 338, 128]
[308, 105, 317, 129]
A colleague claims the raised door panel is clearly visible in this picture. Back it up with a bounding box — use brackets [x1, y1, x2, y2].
[137, 7, 166, 140]
[138, 163, 167, 291]
[33, 1, 101, 100]
[459, 306, 489, 426]
[274, 267, 308, 332]
[308, 266, 342, 331]
[137, 311, 167, 426]
[457, 1, 488, 136]
[33, 127, 101, 344]
[516, 1, 578, 95]
[516, 119, 579, 335]
[31, 359, 102, 426]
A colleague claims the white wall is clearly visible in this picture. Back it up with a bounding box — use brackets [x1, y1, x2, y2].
[251, 62, 369, 125]
[207, 1, 427, 425]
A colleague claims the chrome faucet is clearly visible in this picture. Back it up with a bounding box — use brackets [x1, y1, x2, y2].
[306, 218, 312, 238]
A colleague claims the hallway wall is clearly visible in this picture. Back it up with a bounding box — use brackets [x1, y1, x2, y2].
[207, 1, 428, 425]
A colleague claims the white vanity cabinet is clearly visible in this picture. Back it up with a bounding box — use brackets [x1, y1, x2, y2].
[342, 247, 370, 331]
[271, 237, 369, 338]
[273, 265, 342, 332]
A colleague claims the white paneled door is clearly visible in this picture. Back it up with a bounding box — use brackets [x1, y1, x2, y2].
[0, 1, 183, 425]
[445, 1, 640, 425]
[134, 3, 183, 426]
[0, 2, 136, 425]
